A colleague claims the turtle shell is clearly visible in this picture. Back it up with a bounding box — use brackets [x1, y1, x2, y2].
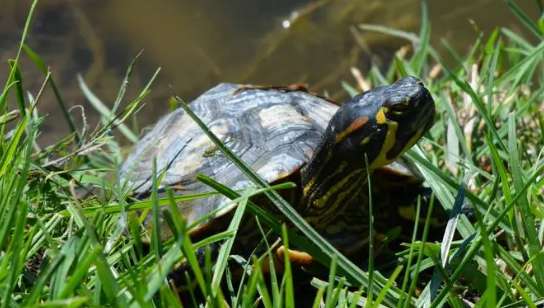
[120, 83, 338, 229]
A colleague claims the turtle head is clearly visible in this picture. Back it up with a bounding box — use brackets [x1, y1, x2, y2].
[301, 76, 434, 215]
[328, 76, 435, 169]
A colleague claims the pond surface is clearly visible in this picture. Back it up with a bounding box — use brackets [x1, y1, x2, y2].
[0, 0, 536, 143]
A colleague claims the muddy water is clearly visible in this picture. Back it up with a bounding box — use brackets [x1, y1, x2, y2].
[0, 0, 536, 143]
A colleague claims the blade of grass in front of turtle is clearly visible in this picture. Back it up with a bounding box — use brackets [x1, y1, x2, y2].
[439, 186, 465, 267]
[150, 160, 163, 259]
[348, 289, 363, 308]
[210, 191, 249, 298]
[404, 196, 434, 308]
[231, 254, 253, 307]
[253, 216, 281, 306]
[196, 174, 292, 229]
[254, 256, 273, 308]
[312, 286, 326, 308]
[324, 256, 337, 308]
[397, 196, 422, 308]
[163, 188, 208, 297]
[142, 241, 192, 302]
[327, 278, 347, 308]
[192, 175, 295, 228]
[312, 278, 370, 308]
[364, 155, 374, 308]
[176, 96, 403, 306]
[374, 265, 403, 308]
[193, 230, 236, 250]
[241, 256, 261, 307]
[140, 228, 236, 302]
[280, 224, 295, 308]
[57, 191, 222, 217]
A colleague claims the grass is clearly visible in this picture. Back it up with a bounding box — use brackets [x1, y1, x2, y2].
[1, 0, 544, 306]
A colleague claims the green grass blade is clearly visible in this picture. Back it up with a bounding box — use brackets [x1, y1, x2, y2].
[78, 75, 138, 142]
[281, 225, 295, 308]
[506, 0, 543, 39]
[508, 116, 544, 291]
[7, 60, 26, 114]
[374, 265, 403, 307]
[410, 0, 430, 75]
[22, 45, 80, 141]
[0, 0, 38, 111]
[210, 193, 249, 297]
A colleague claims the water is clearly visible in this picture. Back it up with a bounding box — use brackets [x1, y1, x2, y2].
[0, 0, 536, 143]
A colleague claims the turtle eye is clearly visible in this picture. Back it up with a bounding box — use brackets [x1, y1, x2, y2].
[388, 101, 410, 116]
[391, 100, 410, 110]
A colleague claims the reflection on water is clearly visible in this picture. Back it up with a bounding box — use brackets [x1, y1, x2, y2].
[0, 0, 536, 143]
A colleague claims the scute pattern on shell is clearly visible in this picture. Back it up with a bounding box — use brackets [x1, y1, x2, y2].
[120, 83, 338, 226]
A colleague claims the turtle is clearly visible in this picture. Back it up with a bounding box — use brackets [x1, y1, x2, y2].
[120, 76, 435, 263]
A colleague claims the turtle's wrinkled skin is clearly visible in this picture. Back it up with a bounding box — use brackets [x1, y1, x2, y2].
[120, 76, 435, 259]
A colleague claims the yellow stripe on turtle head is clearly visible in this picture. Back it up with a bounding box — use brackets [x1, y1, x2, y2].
[370, 116, 398, 169]
[375, 107, 388, 124]
[371, 116, 427, 170]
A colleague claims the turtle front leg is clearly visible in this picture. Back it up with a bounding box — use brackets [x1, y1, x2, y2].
[275, 245, 314, 267]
